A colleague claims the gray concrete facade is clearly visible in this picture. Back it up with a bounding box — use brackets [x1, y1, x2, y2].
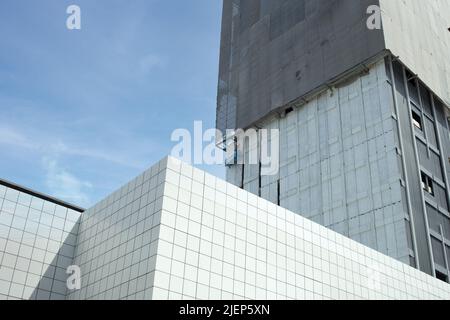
[216, 0, 385, 134]
[225, 57, 450, 282]
[218, 0, 450, 282]
[381, 0, 450, 107]
[388, 57, 450, 280]
[227, 60, 413, 263]
[217, 0, 450, 133]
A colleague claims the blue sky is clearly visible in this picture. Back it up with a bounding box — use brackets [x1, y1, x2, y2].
[0, 0, 224, 207]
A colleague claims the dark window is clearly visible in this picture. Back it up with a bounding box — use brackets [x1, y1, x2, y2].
[406, 71, 420, 102]
[412, 110, 423, 131]
[436, 271, 448, 283]
[406, 70, 417, 89]
[285, 107, 294, 115]
[421, 172, 434, 196]
[277, 180, 281, 206]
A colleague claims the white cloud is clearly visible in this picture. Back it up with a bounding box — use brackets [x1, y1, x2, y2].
[0, 125, 153, 207]
[138, 54, 166, 74]
[50, 141, 146, 169]
[0, 126, 37, 150]
[0, 125, 146, 169]
[43, 157, 92, 207]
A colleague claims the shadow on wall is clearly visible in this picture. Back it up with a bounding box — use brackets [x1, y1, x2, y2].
[29, 219, 81, 300]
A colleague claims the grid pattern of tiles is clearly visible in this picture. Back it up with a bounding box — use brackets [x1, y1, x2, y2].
[0, 184, 81, 300]
[67, 159, 167, 300]
[153, 157, 450, 300]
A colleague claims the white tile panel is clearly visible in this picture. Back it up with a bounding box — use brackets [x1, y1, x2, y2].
[0, 186, 81, 300]
[154, 157, 450, 299]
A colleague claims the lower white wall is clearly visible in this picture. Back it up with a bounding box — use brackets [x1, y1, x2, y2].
[0, 184, 81, 300]
[67, 159, 167, 300]
[153, 157, 450, 300]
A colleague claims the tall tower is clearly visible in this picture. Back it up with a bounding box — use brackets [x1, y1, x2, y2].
[216, 0, 450, 281]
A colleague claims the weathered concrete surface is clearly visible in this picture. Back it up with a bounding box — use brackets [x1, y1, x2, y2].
[217, 0, 450, 133]
[380, 0, 450, 107]
[216, 0, 385, 132]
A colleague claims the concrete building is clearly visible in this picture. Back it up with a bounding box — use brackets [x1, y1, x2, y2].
[0, 179, 83, 299]
[217, 0, 450, 281]
[2, 0, 450, 300]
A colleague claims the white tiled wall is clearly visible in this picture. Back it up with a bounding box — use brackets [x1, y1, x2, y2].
[67, 159, 168, 300]
[65, 156, 450, 300]
[0, 184, 81, 300]
[155, 157, 450, 300]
